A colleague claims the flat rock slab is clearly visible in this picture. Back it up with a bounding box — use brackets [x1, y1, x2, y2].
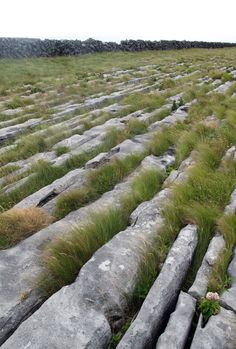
[0, 118, 42, 144]
[156, 291, 196, 349]
[0, 155, 172, 345]
[15, 168, 87, 208]
[190, 307, 236, 349]
[148, 102, 193, 131]
[1, 179, 171, 348]
[188, 234, 225, 299]
[220, 247, 236, 313]
[225, 188, 236, 214]
[213, 81, 234, 93]
[117, 225, 198, 349]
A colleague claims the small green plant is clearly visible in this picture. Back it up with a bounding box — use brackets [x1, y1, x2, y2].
[109, 321, 131, 348]
[55, 146, 70, 156]
[159, 78, 176, 90]
[5, 96, 33, 109]
[171, 100, 178, 111]
[179, 97, 184, 106]
[198, 292, 220, 323]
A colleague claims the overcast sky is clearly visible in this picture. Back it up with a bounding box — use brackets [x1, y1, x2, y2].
[1, 0, 235, 42]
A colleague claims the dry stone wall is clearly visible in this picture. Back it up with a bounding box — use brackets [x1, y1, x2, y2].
[1, 37, 236, 58]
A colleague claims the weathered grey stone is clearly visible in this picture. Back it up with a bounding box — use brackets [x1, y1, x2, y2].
[230, 70, 236, 78]
[3, 174, 35, 194]
[85, 152, 109, 169]
[188, 234, 225, 299]
[149, 104, 189, 131]
[224, 188, 236, 214]
[117, 225, 198, 349]
[222, 145, 236, 161]
[0, 118, 42, 144]
[1, 107, 23, 116]
[15, 168, 87, 209]
[213, 81, 234, 93]
[190, 307, 236, 349]
[111, 139, 146, 159]
[220, 248, 236, 313]
[156, 291, 196, 349]
[163, 155, 196, 187]
[0, 155, 169, 345]
[52, 134, 89, 150]
[1, 182, 171, 348]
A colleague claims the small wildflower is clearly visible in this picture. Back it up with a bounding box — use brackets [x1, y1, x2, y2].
[206, 292, 220, 301]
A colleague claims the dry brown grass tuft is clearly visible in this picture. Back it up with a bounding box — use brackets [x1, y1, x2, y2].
[0, 208, 54, 249]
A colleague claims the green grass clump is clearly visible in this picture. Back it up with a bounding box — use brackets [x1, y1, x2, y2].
[5, 96, 33, 109]
[0, 161, 67, 210]
[55, 146, 70, 156]
[158, 154, 236, 289]
[0, 164, 20, 178]
[126, 118, 147, 136]
[149, 124, 186, 157]
[122, 92, 165, 113]
[208, 214, 236, 293]
[39, 168, 164, 295]
[159, 78, 176, 90]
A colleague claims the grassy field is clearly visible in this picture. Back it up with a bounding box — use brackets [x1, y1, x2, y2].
[0, 48, 236, 347]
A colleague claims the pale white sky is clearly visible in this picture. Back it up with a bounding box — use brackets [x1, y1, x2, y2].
[1, 0, 236, 42]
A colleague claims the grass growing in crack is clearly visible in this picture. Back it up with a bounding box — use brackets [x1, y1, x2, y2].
[122, 92, 165, 113]
[54, 153, 145, 219]
[208, 214, 236, 293]
[0, 164, 20, 178]
[5, 96, 33, 109]
[55, 146, 70, 156]
[0, 124, 148, 210]
[126, 118, 147, 136]
[0, 208, 54, 249]
[38, 168, 164, 295]
[157, 152, 236, 290]
[0, 161, 67, 210]
[149, 123, 187, 157]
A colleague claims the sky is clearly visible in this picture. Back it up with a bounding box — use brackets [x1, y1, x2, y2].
[1, 0, 236, 43]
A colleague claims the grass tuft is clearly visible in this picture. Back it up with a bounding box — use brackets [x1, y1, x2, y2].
[0, 208, 54, 249]
[38, 168, 164, 295]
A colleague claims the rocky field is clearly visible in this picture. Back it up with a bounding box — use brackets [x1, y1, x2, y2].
[0, 48, 236, 348]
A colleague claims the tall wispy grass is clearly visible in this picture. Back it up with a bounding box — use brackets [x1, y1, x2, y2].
[38, 168, 164, 295]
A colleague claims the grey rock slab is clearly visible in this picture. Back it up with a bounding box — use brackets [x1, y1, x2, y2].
[110, 139, 146, 159]
[0, 155, 165, 344]
[148, 104, 189, 131]
[224, 188, 236, 214]
[188, 234, 225, 299]
[15, 168, 87, 209]
[156, 291, 196, 349]
[117, 225, 198, 349]
[3, 174, 35, 194]
[85, 152, 109, 169]
[1, 107, 23, 116]
[220, 248, 236, 313]
[1, 287, 111, 349]
[0, 118, 42, 144]
[213, 81, 234, 93]
[1, 175, 172, 348]
[163, 155, 196, 187]
[190, 307, 236, 349]
[52, 134, 89, 150]
[230, 70, 236, 78]
[223, 145, 236, 161]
